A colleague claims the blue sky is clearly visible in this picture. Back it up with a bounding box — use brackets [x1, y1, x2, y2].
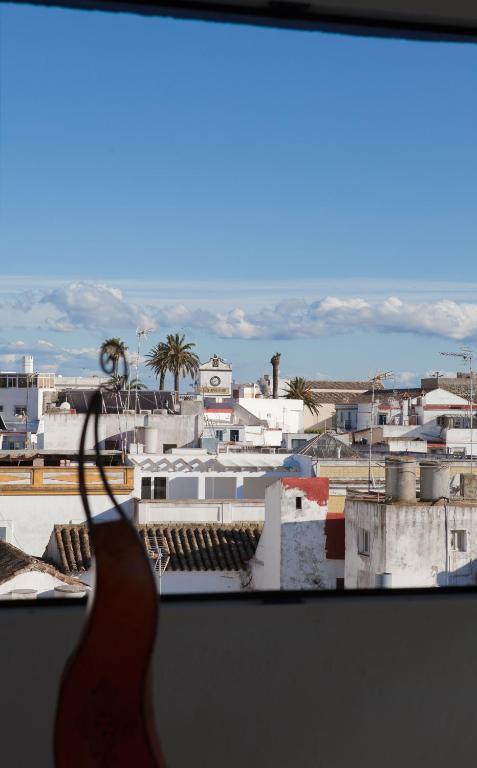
[1, 4, 477, 387]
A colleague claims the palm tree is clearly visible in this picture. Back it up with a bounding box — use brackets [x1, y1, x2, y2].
[147, 333, 199, 393]
[270, 352, 281, 399]
[128, 377, 146, 390]
[102, 337, 128, 375]
[283, 377, 321, 416]
[145, 341, 169, 389]
[106, 373, 126, 392]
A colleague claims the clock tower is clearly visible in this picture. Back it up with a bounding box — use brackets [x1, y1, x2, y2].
[197, 355, 232, 400]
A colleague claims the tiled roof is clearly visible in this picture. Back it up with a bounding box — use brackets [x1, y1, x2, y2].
[0, 540, 82, 587]
[334, 388, 425, 405]
[54, 523, 263, 574]
[308, 381, 382, 391]
[309, 392, 364, 404]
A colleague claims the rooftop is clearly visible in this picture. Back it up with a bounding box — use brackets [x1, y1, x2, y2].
[308, 380, 381, 391]
[53, 522, 263, 574]
[0, 540, 84, 587]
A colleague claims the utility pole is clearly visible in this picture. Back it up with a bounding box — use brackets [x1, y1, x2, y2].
[368, 370, 393, 492]
[440, 348, 474, 473]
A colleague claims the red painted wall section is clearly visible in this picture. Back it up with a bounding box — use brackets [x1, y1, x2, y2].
[325, 513, 345, 560]
[281, 478, 329, 505]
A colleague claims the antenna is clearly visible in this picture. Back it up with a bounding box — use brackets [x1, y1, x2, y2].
[440, 348, 474, 473]
[129, 327, 153, 448]
[367, 370, 393, 492]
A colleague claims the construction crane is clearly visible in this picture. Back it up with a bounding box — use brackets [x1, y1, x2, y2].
[368, 370, 394, 492]
[440, 348, 474, 473]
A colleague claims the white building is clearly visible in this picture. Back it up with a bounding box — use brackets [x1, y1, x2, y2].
[337, 387, 477, 456]
[202, 404, 283, 450]
[252, 477, 344, 590]
[0, 540, 88, 599]
[129, 448, 307, 505]
[0, 459, 135, 557]
[47, 520, 261, 593]
[197, 355, 232, 400]
[345, 492, 477, 588]
[236, 397, 304, 434]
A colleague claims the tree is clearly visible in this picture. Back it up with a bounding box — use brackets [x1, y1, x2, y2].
[102, 337, 128, 375]
[128, 377, 146, 390]
[270, 352, 281, 399]
[146, 333, 200, 393]
[106, 373, 126, 392]
[145, 341, 169, 389]
[283, 377, 321, 416]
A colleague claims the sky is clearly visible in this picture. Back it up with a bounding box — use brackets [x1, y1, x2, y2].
[1, 4, 476, 388]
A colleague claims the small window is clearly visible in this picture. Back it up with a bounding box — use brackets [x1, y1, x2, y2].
[163, 443, 177, 453]
[296, 496, 302, 510]
[14, 406, 27, 417]
[378, 414, 387, 425]
[0, 405, 3, 412]
[450, 530, 467, 552]
[141, 477, 152, 500]
[358, 528, 370, 556]
[230, 430, 240, 443]
[215, 430, 224, 441]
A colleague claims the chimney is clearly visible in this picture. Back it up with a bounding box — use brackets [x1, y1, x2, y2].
[270, 352, 281, 399]
[22, 355, 33, 374]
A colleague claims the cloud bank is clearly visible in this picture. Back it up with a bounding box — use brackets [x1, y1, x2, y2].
[3, 280, 477, 342]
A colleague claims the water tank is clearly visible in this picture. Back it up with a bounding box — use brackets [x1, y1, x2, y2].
[375, 572, 393, 588]
[385, 457, 400, 499]
[22, 355, 33, 374]
[385, 457, 417, 503]
[10, 589, 37, 600]
[54, 584, 87, 599]
[420, 461, 449, 502]
[141, 426, 158, 454]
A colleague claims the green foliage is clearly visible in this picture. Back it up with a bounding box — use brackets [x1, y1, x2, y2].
[146, 333, 199, 393]
[283, 377, 321, 416]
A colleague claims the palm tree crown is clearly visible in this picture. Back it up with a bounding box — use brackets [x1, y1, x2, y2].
[283, 377, 321, 416]
[145, 341, 169, 390]
[146, 333, 199, 393]
[102, 337, 128, 375]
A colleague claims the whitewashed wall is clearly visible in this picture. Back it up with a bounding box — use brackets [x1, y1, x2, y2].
[136, 499, 264, 523]
[0, 571, 86, 598]
[40, 412, 200, 451]
[345, 499, 477, 588]
[0, 494, 134, 557]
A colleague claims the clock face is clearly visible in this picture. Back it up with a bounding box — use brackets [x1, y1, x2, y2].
[210, 375, 221, 387]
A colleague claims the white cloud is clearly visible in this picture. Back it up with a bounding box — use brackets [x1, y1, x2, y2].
[41, 281, 156, 332]
[394, 371, 418, 387]
[4, 280, 477, 344]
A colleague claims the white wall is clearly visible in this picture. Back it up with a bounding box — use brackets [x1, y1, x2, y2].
[445, 428, 477, 456]
[136, 499, 264, 523]
[0, 571, 86, 599]
[238, 398, 303, 433]
[0, 494, 134, 557]
[161, 571, 243, 593]
[345, 499, 477, 588]
[253, 479, 343, 591]
[41, 412, 200, 451]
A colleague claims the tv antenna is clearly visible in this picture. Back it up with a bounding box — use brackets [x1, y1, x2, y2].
[368, 370, 393, 492]
[440, 348, 474, 473]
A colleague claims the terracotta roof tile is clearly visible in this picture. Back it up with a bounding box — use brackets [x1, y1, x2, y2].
[0, 540, 83, 587]
[53, 523, 263, 574]
[308, 381, 382, 391]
